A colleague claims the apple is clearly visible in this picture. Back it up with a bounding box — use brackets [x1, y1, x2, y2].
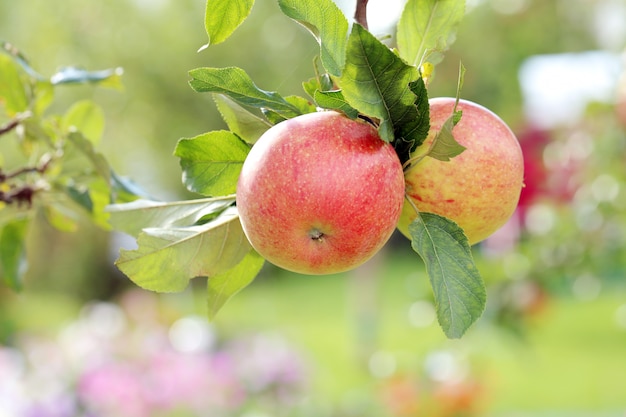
[237, 110, 405, 275]
[397, 98, 524, 245]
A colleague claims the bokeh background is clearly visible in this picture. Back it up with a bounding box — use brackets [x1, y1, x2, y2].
[1, 0, 626, 416]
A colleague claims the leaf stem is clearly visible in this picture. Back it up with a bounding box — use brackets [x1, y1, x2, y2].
[354, 0, 369, 30]
[404, 192, 421, 216]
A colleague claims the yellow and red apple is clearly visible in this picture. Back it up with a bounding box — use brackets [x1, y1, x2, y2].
[397, 97, 524, 245]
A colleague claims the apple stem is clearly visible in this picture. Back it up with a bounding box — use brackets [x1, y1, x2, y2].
[354, 0, 369, 30]
[404, 192, 421, 217]
[308, 228, 325, 241]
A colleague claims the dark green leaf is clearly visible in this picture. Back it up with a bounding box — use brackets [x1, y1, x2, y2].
[114, 207, 251, 293]
[107, 196, 235, 238]
[189, 67, 301, 118]
[203, 0, 254, 47]
[339, 24, 421, 143]
[397, 0, 465, 66]
[278, 0, 348, 76]
[313, 90, 359, 119]
[0, 218, 28, 290]
[174, 130, 250, 196]
[213, 94, 271, 144]
[207, 249, 264, 319]
[409, 212, 485, 338]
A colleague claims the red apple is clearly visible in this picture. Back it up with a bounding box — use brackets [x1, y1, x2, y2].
[237, 110, 405, 275]
[397, 98, 524, 245]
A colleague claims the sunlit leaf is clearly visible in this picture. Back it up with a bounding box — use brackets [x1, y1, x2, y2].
[107, 196, 235, 238]
[115, 207, 251, 293]
[207, 249, 264, 319]
[0, 218, 28, 290]
[397, 0, 465, 66]
[62, 100, 105, 145]
[213, 94, 271, 144]
[189, 67, 301, 118]
[175, 130, 250, 197]
[313, 90, 359, 119]
[285, 95, 317, 115]
[0, 53, 29, 116]
[339, 24, 421, 143]
[409, 212, 485, 338]
[427, 114, 466, 161]
[66, 131, 111, 181]
[278, 0, 348, 76]
[203, 0, 254, 47]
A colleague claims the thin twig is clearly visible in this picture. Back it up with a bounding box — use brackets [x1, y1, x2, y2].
[354, 0, 369, 30]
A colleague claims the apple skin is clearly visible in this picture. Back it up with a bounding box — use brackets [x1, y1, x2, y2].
[397, 98, 524, 245]
[237, 110, 405, 275]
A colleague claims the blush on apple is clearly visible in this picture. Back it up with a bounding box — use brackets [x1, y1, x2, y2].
[236, 110, 405, 275]
[397, 97, 524, 245]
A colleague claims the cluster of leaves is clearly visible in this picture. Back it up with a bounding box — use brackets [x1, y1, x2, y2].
[107, 0, 486, 338]
[0, 42, 138, 290]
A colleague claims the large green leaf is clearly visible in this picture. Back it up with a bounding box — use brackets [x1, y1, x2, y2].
[114, 207, 251, 293]
[207, 249, 264, 319]
[213, 94, 271, 144]
[0, 218, 28, 290]
[203, 0, 254, 47]
[174, 130, 250, 197]
[339, 24, 422, 143]
[397, 0, 465, 66]
[408, 212, 485, 339]
[278, 0, 348, 76]
[189, 67, 301, 118]
[106, 196, 235, 238]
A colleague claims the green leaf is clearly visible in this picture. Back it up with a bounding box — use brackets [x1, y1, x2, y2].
[114, 207, 251, 293]
[0, 53, 29, 116]
[207, 249, 264, 319]
[0, 218, 28, 290]
[427, 114, 466, 161]
[213, 94, 271, 144]
[302, 73, 334, 100]
[202, 0, 254, 48]
[285, 95, 317, 115]
[62, 100, 105, 145]
[339, 24, 421, 143]
[189, 67, 301, 118]
[0, 218, 29, 291]
[174, 130, 250, 197]
[313, 90, 358, 119]
[66, 131, 111, 181]
[107, 196, 235, 238]
[408, 212, 485, 339]
[397, 0, 465, 67]
[278, 0, 348, 76]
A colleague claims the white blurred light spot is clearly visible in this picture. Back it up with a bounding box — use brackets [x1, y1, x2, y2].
[169, 315, 216, 353]
[524, 204, 555, 235]
[368, 351, 396, 378]
[572, 274, 601, 301]
[81, 302, 126, 339]
[408, 301, 436, 328]
[591, 174, 620, 203]
[575, 203, 604, 232]
[424, 351, 466, 383]
[519, 51, 622, 128]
